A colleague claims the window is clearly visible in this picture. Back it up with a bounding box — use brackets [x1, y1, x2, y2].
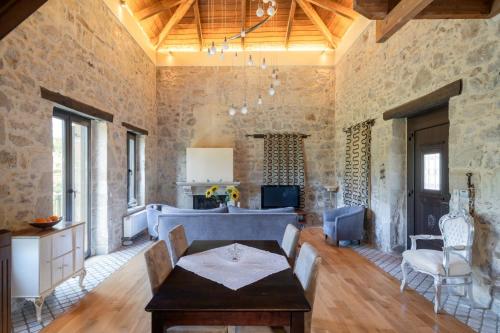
[127, 132, 138, 207]
[423, 153, 441, 190]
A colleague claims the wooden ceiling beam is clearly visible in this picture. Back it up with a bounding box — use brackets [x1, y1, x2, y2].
[285, 0, 297, 48]
[135, 0, 182, 21]
[304, 0, 358, 19]
[193, 0, 203, 51]
[241, 0, 246, 49]
[295, 0, 340, 48]
[0, 0, 48, 40]
[156, 0, 196, 49]
[376, 0, 434, 42]
[354, 0, 497, 20]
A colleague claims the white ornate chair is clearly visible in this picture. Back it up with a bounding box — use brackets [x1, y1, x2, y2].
[400, 211, 474, 313]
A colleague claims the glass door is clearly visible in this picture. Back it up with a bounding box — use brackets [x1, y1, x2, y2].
[52, 109, 91, 257]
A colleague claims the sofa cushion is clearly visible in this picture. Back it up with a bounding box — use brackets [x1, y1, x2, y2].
[228, 206, 295, 214]
[164, 206, 228, 214]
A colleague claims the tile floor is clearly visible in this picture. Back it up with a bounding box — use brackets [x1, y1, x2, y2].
[11, 233, 152, 333]
[353, 244, 500, 333]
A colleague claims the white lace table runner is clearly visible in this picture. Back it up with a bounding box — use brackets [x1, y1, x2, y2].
[176, 243, 290, 290]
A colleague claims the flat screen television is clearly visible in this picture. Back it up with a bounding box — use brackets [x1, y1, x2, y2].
[261, 185, 300, 209]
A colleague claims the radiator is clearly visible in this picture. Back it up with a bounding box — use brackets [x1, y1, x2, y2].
[0, 230, 11, 333]
[123, 209, 147, 240]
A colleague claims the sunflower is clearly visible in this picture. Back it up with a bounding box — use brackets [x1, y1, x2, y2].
[231, 192, 240, 201]
[205, 189, 213, 198]
[210, 185, 219, 193]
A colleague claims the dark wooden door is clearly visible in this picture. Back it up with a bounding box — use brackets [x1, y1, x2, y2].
[0, 230, 11, 333]
[408, 107, 449, 250]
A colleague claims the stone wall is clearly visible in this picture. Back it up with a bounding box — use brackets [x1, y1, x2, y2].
[156, 66, 335, 224]
[0, 0, 158, 253]
[333, 18, 500, 309]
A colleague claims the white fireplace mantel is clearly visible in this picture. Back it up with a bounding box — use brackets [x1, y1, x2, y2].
[176, 181, 241, 196]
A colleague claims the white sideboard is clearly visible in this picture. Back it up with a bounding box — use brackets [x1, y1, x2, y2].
[12, 221, 86, 322]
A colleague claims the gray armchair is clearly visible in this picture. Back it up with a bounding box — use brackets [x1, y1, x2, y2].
[323, 206, 365, 246]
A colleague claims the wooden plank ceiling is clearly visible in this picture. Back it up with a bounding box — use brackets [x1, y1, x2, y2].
[125, 0, 357, 50]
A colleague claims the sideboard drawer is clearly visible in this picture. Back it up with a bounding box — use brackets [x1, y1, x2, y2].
[52, 256, 64, 285]
[52, 229, 73, 258]
[62, 252, 74, 279]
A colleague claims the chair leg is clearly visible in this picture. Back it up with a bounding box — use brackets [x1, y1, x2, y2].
[400, 259, 407, 292]
[434, 277, 442, 313]
[466, 280, 474, 305]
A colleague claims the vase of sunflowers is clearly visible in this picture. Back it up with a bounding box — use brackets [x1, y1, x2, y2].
[205, 185, 240, 207]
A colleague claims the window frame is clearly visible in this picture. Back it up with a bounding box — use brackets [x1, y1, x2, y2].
[127, 132, 138, 208]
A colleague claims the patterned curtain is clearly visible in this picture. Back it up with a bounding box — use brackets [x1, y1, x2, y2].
[263, 134, 305, 209]
[344, 120, 373, 207]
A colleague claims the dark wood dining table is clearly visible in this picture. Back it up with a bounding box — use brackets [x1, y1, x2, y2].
[145, 240, 311, 333]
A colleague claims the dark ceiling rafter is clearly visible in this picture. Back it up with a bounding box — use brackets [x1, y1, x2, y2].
[0, 0, 48, 40]
[354, 0, 499, 43]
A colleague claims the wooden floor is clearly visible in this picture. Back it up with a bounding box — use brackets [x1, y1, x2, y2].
[42, 228, 473, 333]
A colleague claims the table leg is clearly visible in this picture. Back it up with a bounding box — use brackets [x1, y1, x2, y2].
[151, 312, 164, 333]
[290, 312, 304, 333]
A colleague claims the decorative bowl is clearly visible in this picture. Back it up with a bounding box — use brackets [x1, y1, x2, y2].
[29, 217, 63, 229]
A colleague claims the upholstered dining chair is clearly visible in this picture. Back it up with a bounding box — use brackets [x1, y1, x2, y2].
[281, 224, 300, 264]
[400, 211, 474, 313]
[144, 241, 227, 333]
[168, 225, 189, 265]
[235, 242, 321, 333]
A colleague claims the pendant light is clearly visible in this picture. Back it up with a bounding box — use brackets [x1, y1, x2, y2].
[268, 84, 276, 96]
[260, 57, 267, 70]
[273, 74, 280, 87]
[247, 54, 254, 66]
[267, 4, 276, 16]
[220, 49, 225, 60]
[209, 41, 217, 56]
[257, 95, 263, 106]
[271, 69, 277, 79]
[240, 102, 248, 114]
[228, 105, 236, 116]
[256, 2, 264, 17]
[223, 37, 229, 50]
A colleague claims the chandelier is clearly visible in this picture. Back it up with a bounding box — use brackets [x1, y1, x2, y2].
[206, 0, 280, 116]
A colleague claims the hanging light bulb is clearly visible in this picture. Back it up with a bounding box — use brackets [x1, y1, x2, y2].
[220, 49, 224, 60]
[120, 0, 127, 7]
[228, 105, 236, 116]
[263, 0, 270, 4]
[257, 95, 263, 106]
[260, 57, 267, 70]
[256, 3, 265, 17]
[241, 29, 246, 38]
[273, 74, 281, 87]
[223, 37, 229, 50]
[271, 0, 276, 6]
[247, 54, 254, 66]
[240, 102, 248, 114]
[268, 84, 276, 96]
[207, 47, 212, 56]
[271, 69, 277, 79]
[267, 4, 276, 16]
[209, 41, 217, 56]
